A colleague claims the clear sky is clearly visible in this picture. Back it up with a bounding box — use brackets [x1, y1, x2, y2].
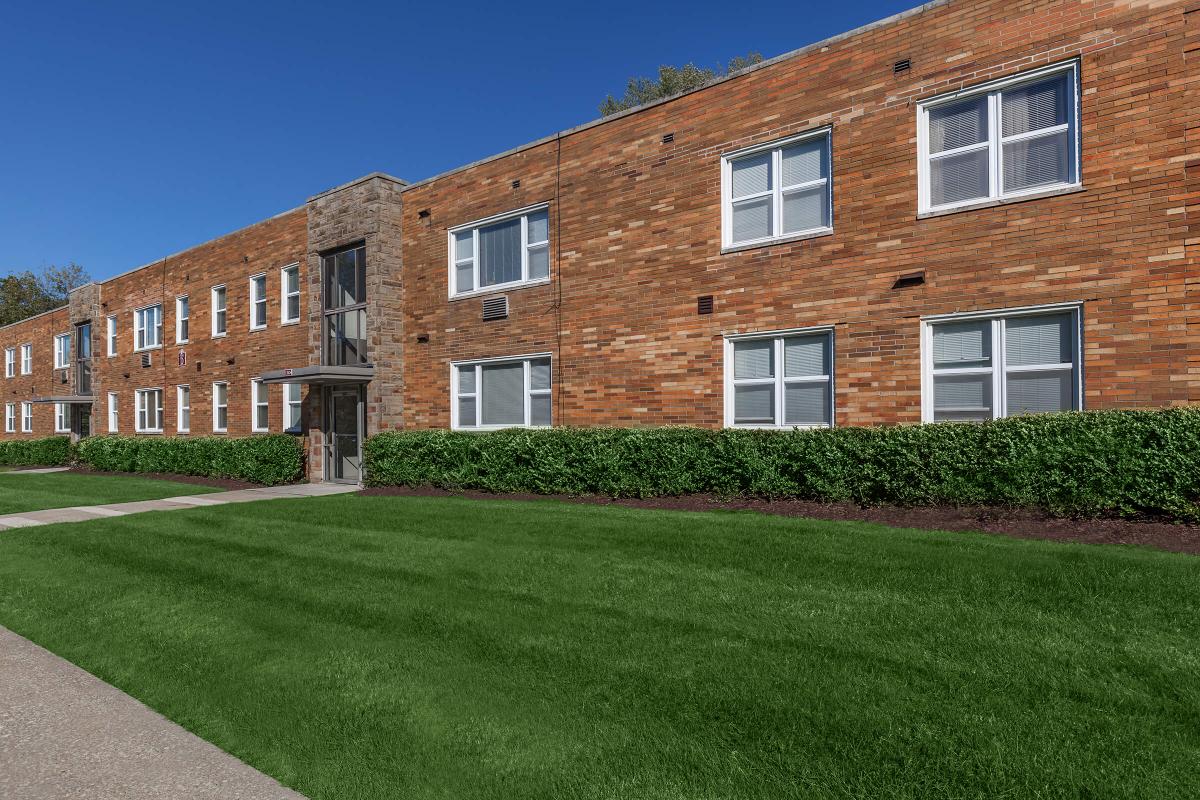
[0, 0, 917, 281]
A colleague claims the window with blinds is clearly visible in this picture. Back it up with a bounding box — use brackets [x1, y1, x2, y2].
[925, 307, 1079, 422]
[725, 330, 833, 428]
[449, 206, 550, 297]
[722, 129, 832, 249]
[453, 355, 552, 430]
[919, 62, 1079, 213]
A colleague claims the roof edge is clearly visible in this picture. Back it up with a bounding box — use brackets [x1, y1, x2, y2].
[0, 303, 68, 334]
[308, 172, 409, 202]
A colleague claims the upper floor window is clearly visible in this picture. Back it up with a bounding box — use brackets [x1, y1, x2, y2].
[724, 329, 834, 429]
[918, 62, 1080, 215]
[722, 129, 832, 250]
[176, 296, 189, 343]
[4, 348, 12, 378]
[452, 354, 551, 430]
[20, 343, 31, 374]
[922, 305, 1081, 422]
[449, 205, 549, 297]
[281, 264, 300, 324]
[134, 305, 163, 351]
[249, 274, 267, 330]
[212, 285, 228, 337]
[322, 245, 367, 366]
[54, 333, 70, 369]
[106, 315, 118, 356]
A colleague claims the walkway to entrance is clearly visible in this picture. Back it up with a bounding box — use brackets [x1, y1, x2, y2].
[0, 482, 357, 530]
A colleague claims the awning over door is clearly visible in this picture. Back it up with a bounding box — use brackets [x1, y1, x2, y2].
[259, 365, 374, 385]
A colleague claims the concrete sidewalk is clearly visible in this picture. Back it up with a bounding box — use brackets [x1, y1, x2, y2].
[0, 626, 305, 799]
[0, 482, 357, 530]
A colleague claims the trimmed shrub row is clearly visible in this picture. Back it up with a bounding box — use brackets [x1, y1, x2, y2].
[0, 436, 73, 467]
[364, 409, 1200, 521]
[76, 434, 303, 486]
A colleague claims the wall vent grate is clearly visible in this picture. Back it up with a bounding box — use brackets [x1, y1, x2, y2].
[482, 295, 509, 321]
[697, 295, 714, 315]
[661, 132, 675, 144]
[893, 59, 912, 76]
[141, 352, 152, 368]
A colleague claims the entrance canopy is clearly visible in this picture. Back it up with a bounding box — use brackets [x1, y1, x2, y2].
[259, 365, 374, 386]
[29, 395, 94, 404]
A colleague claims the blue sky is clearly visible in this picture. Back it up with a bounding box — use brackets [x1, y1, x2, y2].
[0, 0, 915, 281]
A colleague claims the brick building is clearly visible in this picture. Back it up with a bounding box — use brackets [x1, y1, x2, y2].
[1, 0, 1196, 483]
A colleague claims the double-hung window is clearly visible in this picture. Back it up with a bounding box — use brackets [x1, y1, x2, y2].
[249, 274, 267, 330]
[918, 61, 1080, 214]
[251, 379, 269, 432]
[106, 315, 118, 356]
[725, 330, 834, 428]
[55, 403, 69, 433]
[452, 355, 552, 430]
[4, 403, 14, 433]
[20, 344, 31, 374]
[4, 348, 13, 378]
[281, 264, 300, 324]
[449, 205, 550, 297]
[108, 392, 119, 432]
[134, 305, 163, 351]
[213, 382, 228, 432]
[176, 296, 190, 343]
[177, 386, 190, 433]
[923, 306, 1081, 422]
[722, 129, 832, 250]
[54, 333, 70, 369]
[135, 388, 163, 433]
[21, 402, 32, 432]
[212, 286, 227, 337]
[283, 383, 302, 432]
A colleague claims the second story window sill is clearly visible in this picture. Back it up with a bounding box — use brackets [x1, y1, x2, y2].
[449, 278, 551, 302]
[918, 184, 1085, 220]
[721, 227, 833, 256]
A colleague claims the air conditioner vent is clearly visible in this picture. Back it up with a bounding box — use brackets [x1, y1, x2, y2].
[58, 369, 68, 384]
[893, 58, 912, 76]
[482, 295, 509, 321]
[141, 352, 152, 368]
[697, 295, 714, 315]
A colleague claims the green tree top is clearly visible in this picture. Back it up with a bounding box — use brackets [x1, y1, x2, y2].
[599, 53, 764, 117]
[0, 263, 90, 327]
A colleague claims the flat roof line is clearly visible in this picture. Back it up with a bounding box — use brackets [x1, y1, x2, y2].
[308, 172, 408, 202]
[0, 304, 67, 333]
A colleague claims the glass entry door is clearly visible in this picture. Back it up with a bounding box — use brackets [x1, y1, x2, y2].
[326, 386, 363, 483]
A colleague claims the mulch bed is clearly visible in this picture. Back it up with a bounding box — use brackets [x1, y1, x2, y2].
[67, 467, 261, 491]
[360, 485, 1200, 556]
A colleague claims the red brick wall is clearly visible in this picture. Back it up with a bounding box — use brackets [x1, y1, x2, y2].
[0, 307, 71, 437]
[400, 0, 1196, 429]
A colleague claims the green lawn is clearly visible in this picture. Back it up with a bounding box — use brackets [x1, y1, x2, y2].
[0, 471, 217, 514]
[0, 495, 1197, 799]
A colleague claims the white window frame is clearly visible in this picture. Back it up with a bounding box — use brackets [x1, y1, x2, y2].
[447, 204, 551, 299]
[211, 285, 227, 338]
[106, 315, 118, 357]
[249, 273, 267, 331]
[107, 392, 119, 433]
[920, 302, 1083, 423]
[722, 327, 835, 430]
[281, 263, 300, 324]
[450, 353, 552, 431]
[134, 388, 164, 434]
[251, 378, 269, 432]
[54, 402, 69, 433]
[5, 403, 15, 433]
[20, 343, 31, 375]
[20, 401, 32, 433]
[212, 381, 228, 433]
[53, 333, 70, 369]
[176, 296, 190, 344]
[177, 385, 190, 433]
[720, 127, 833, 251]
[283, 382, 302, 432]
[4, 347, 13, 378]
[133, 304, 163, 352]
[917, 60, 1081, 215]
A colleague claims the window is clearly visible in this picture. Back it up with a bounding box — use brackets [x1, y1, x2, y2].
[106, 315, 118, 356]
[212, 285, 227, 337]
[107, 392, 119, 432]
[281, 264, 300, 324]
[54, 333, 70, 369]
[722, 129, 832, 249]
[724, 330, 834, 429]
[249, 274, 267, 330]
[213, 382, 228, 432]
[4, 403, 14, 433]
[4, 348, 12, 378]
[923, 305, 1081, 422]
[135, 389, 163, 433]
[176, 296, 190, 343]
[452, 355, 552, 430]
[134, 305, 163, 351]
[918, 62, 1080, 214]
[322, 245, 367, 366]
[251, 379, 269, 432]
[449, 205, 550, 297]
[20, 402, 32, 432]
[55, 403, 69, 433]
[20, 343, 31, 375]
[177, 385, 190, 433]
[283, 383, 302, 432]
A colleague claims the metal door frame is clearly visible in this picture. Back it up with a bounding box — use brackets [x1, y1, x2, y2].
[324, 385, 364, 484]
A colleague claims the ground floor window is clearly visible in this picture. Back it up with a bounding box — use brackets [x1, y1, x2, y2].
[452, 354, 552, 430]
[5, 403, 14, 433]
[177, 386, 190, 433]
[55, 403, 69, 433]
[724, 329, 834, 428]
[283, 383, 302, 432]
[923, 305, 1081, 422]
[213, 382, 228, 432]
[108, 393, 119, 432]
[21, 402, 32, 433]
[135, 389, 163, 433]
[252, 379, 269, 432]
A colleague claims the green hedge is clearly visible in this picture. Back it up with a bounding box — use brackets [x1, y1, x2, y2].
[76, 434, 303, 486]
[0, 436, 73, 467]
[364, 409, 1200, 521]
